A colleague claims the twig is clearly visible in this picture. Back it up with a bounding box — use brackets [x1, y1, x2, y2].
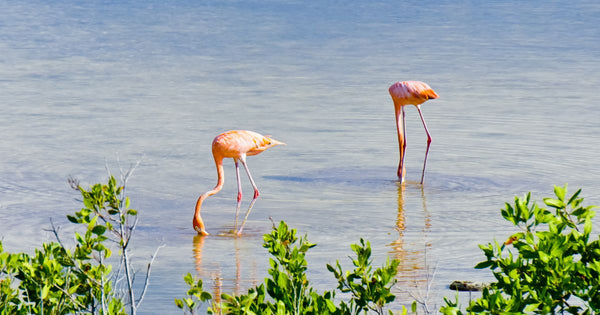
[135, 244, 165, 308]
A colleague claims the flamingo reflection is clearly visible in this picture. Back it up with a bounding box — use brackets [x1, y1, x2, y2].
[193, 235, 223, 308]
[388, 184, 433, 306]
[192, 234, 258, 306]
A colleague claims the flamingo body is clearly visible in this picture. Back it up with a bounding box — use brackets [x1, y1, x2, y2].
[389, 81, 438, 106]
[194, 130, 285, 236]
[389, 81, 438, 183]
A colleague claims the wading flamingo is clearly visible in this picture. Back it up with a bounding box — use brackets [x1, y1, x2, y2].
[389, 81, 438, 184]
[194, 130, 285, 236]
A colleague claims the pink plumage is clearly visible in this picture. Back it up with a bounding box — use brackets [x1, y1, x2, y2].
[194, 130, 285, 236]
[389, 81, 439, 106]
[389, 81, 439, 184]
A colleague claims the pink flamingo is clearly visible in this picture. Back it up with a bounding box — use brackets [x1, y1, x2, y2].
[193, 130, 285, 236]
[389, 81, 439, 184]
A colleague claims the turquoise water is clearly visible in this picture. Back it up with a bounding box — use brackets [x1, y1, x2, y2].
[1, 1, 599, 313]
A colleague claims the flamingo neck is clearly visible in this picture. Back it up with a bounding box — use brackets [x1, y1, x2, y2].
[394, 103, 406, 182]
[193, 158, 225, 235]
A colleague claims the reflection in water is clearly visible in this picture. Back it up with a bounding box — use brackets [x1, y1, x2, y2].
[388, 183, 433, 306]
[193, 235, 205, 275]
[192, 234, 252, 308]
[193, 235, 225, 308]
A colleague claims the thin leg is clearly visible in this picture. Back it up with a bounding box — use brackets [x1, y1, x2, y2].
[234, 159, 242, 230]
[416, 105, 432, 184]
[402, 107, 407, 176]
[237, 156, 260, 235]
[395, 106, 407, 182]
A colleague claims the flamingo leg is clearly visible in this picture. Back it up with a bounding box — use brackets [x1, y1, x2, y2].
[416, 105, 432, 184]
[395, 106, 407, 182]
[237, 156, 260, 235]
[402, 107, 407, 177]
[234, 159, 243, 230]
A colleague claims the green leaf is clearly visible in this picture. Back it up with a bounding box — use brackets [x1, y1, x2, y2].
[474, 260, 494, 269]
[554, 185, 566, 202]
[200, 291, 212, 301]
[92, 225, 106, 235]
[68, 284, 80, 294]
[41, 285, 49, 299]
[584, 216, 592, 236]
[184, 297, 195, 308]
[184, 273, 193, 285]
[174, 298, 183, 309]
[544, 198, 564, 209]
[524, 302, 541, 312]
[93, 244, 106, 252]
[538, 251, 550, 263]
[326, 263, 336, 273]
[567, 188, 582, 205]
[87, 214, 99, 232]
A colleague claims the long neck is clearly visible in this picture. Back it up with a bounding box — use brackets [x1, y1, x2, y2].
[193, 157, 225, 235]
[394, 103, 406, 182]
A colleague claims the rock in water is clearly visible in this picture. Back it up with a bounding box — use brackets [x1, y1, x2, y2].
[449, 280, 488, 291]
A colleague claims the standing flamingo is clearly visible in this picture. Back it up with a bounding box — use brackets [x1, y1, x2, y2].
[389, 81, 439, 184]
[194, 130, 285, 236]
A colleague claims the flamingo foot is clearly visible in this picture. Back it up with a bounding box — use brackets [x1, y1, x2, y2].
[194, 226, 210, 236]
[397, 166, 405, 183]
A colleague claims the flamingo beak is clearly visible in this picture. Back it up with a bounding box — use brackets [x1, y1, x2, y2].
[270, 139, 286, 146]
[425, 89, 439, 100]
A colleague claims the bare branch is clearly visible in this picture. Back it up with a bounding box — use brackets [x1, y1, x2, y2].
[104, 157, 112, 179]
[136, 244, 165, 308]
[67, 175, 80, 191]
[402, 247, 439, 315]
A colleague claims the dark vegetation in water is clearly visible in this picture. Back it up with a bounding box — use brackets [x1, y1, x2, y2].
[1, 173, 599, 314]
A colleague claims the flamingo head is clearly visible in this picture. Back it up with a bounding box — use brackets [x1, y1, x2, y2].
[264, 136, 286, 148]
[245, 134, 286, 156]
[193, 216, 209, 236]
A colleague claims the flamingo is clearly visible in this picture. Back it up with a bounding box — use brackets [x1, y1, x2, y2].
[194, 130, 285, 236]
[389, 81, 439, 184]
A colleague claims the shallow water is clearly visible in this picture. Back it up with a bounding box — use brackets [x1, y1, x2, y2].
[1, 0, 599, 313]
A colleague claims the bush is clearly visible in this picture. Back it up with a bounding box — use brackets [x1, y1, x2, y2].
[442, 184, 600, 314]
[4, 177, 599, 314]
[0, 175, 159, 315]
[176, 221, 403, 315]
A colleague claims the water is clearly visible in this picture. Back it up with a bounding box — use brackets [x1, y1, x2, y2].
[1, 0, 599, 313]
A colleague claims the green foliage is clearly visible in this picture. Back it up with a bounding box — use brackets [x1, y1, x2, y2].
[8, 174, 599, 315]
[216, 221, 335, 315]
[0, 175, 148, 314]
[178, 221, 403, 315]
[328, 238, 400, 314]
[174, 273, 212, 315]
[442, 184, 600, 314]
[0, 177, 130, 314]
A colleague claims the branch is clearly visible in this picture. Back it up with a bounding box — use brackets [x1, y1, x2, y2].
[135, 244, 165, 308]
[67, 175, 80, 191]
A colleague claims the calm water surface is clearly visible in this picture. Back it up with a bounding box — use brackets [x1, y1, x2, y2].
[1, 0, 599, 313]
